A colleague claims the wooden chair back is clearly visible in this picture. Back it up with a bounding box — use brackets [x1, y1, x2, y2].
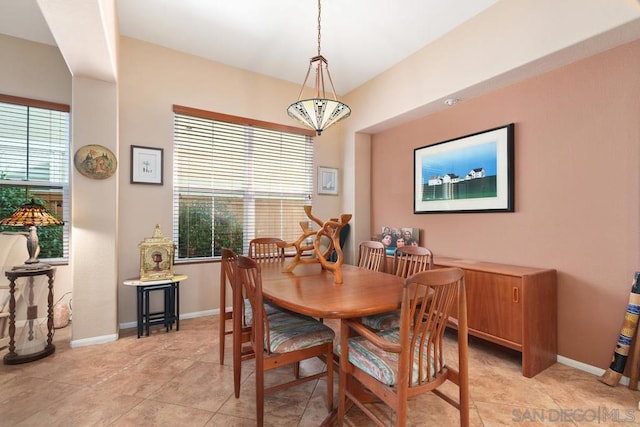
[392, 245, 434, 278]
[357, 240, 386, 272]
[338, 267, 469, 426]
[237, 255, 268, 348]
[248, 237, 285, 263]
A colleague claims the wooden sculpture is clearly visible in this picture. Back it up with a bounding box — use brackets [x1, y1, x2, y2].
[279, 206, 352, 284]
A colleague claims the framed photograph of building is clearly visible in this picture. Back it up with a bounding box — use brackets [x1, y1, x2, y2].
[414, 124, 515, 213]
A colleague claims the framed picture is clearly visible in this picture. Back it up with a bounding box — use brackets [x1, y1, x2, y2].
[317, 166, 339, 195]
[379, 226, 421, 256]
[131, 145, 163, 185]
[414, 124, 514, 214]
[138, 225, 175, 281]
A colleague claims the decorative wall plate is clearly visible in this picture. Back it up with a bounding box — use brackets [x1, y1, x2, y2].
[74, 144, 117, 179]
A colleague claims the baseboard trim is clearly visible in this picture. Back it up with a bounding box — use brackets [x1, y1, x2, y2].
[557, 354, 631, 387]
[70, 333, 118, 348]
[118, 308, 220, 331]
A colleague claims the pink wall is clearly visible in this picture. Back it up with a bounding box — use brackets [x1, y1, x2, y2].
[371, 40, 640, 368]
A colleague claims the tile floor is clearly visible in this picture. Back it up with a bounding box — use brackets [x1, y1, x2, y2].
[1, 316, 640, 426]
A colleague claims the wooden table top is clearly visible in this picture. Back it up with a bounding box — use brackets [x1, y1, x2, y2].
[123, 274, 188, 287]
[259, 262, 404, 319]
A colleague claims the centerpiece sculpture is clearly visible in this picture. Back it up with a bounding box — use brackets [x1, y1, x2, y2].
[279, 206, 351, 284]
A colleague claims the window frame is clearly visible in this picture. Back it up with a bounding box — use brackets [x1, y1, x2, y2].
[0, 94, 70, 263]
[172, 105, 315, 262]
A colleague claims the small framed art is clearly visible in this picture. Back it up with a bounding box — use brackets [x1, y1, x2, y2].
[131, 145, 163, 185]
[317, 166, 339, 195]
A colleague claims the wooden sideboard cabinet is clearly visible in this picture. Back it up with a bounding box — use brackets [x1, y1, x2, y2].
[434, 256, 557, 378]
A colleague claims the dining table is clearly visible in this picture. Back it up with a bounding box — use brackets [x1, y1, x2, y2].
[258, 261, 406, 319]
[236, 260, 405, 425]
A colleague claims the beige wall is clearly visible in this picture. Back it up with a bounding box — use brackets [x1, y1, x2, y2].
[0, 34, 73, 306]
[117, 37, 343, 324]
[369, 40, 640, 368]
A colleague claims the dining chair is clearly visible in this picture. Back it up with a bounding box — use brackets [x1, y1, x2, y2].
[361, 245, 434, 331]
[219, 248, 285, 398]
[218, 248, 255, 398]
[248, 237, 285, 263]
[338, 267, 469, 427]
[236, 255, 335, 426]
[357, 240, 386, 272]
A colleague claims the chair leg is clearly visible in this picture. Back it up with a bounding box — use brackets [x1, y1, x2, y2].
[395, 401, 407, 426]
[326, 343, 334, 412]
[233, 319, 242, 398]
[337, 321, 349, 426]
[256, 352, 265, 426]
[219, 282, 226, 365]
[294, 361, 300, 378]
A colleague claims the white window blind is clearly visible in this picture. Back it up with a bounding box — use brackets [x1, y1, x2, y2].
[0, 94, 70, 261]
[172, 105, 314, 260]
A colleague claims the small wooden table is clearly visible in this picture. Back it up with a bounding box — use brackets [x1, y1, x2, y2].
[4, 266, 56, 364]
[124, 275, 187, 338]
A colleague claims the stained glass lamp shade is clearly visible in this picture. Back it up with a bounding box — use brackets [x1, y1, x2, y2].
[0, 199, 64, 266]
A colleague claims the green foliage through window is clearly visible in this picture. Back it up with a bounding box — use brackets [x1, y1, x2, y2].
[0, 96, 70, 261]
[173, 107, 313, 260]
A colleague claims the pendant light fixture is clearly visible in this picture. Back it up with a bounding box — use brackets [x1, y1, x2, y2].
[287, 0, 351, 136]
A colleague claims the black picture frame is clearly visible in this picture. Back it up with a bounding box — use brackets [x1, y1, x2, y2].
[131, 145, 163, 185]
[414, 124, 514, 214]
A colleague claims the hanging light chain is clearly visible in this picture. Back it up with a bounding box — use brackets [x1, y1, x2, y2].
[286, 0, 351, 135]
[317, 0, 322, 56]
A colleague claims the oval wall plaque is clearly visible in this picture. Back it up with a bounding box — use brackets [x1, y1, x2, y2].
[73, 144, 117, 180]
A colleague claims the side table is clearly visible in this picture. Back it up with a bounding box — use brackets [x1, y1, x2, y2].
[4, 265, 56, 365]
[123, 274, 187, 338]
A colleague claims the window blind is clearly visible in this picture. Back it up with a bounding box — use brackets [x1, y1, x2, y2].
[0, 95, 70, 261]
[172, 105, 313, 260]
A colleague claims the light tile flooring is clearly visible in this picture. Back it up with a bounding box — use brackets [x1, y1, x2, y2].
[1, 316, 640, 426]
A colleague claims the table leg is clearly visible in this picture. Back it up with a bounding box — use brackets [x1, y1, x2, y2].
[137, 287, 142, 338]
[164, 287, 170, 332]
[144, 288, 150, 336]
[46, 273, 55, 349]
[175, 282, 180, 331]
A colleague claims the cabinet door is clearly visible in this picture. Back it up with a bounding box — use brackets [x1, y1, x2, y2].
[462, 270, 523, 345]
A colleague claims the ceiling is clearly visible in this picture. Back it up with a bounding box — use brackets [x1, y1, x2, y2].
[0, 0, 498, 94]
[1, 0, 640, 129]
